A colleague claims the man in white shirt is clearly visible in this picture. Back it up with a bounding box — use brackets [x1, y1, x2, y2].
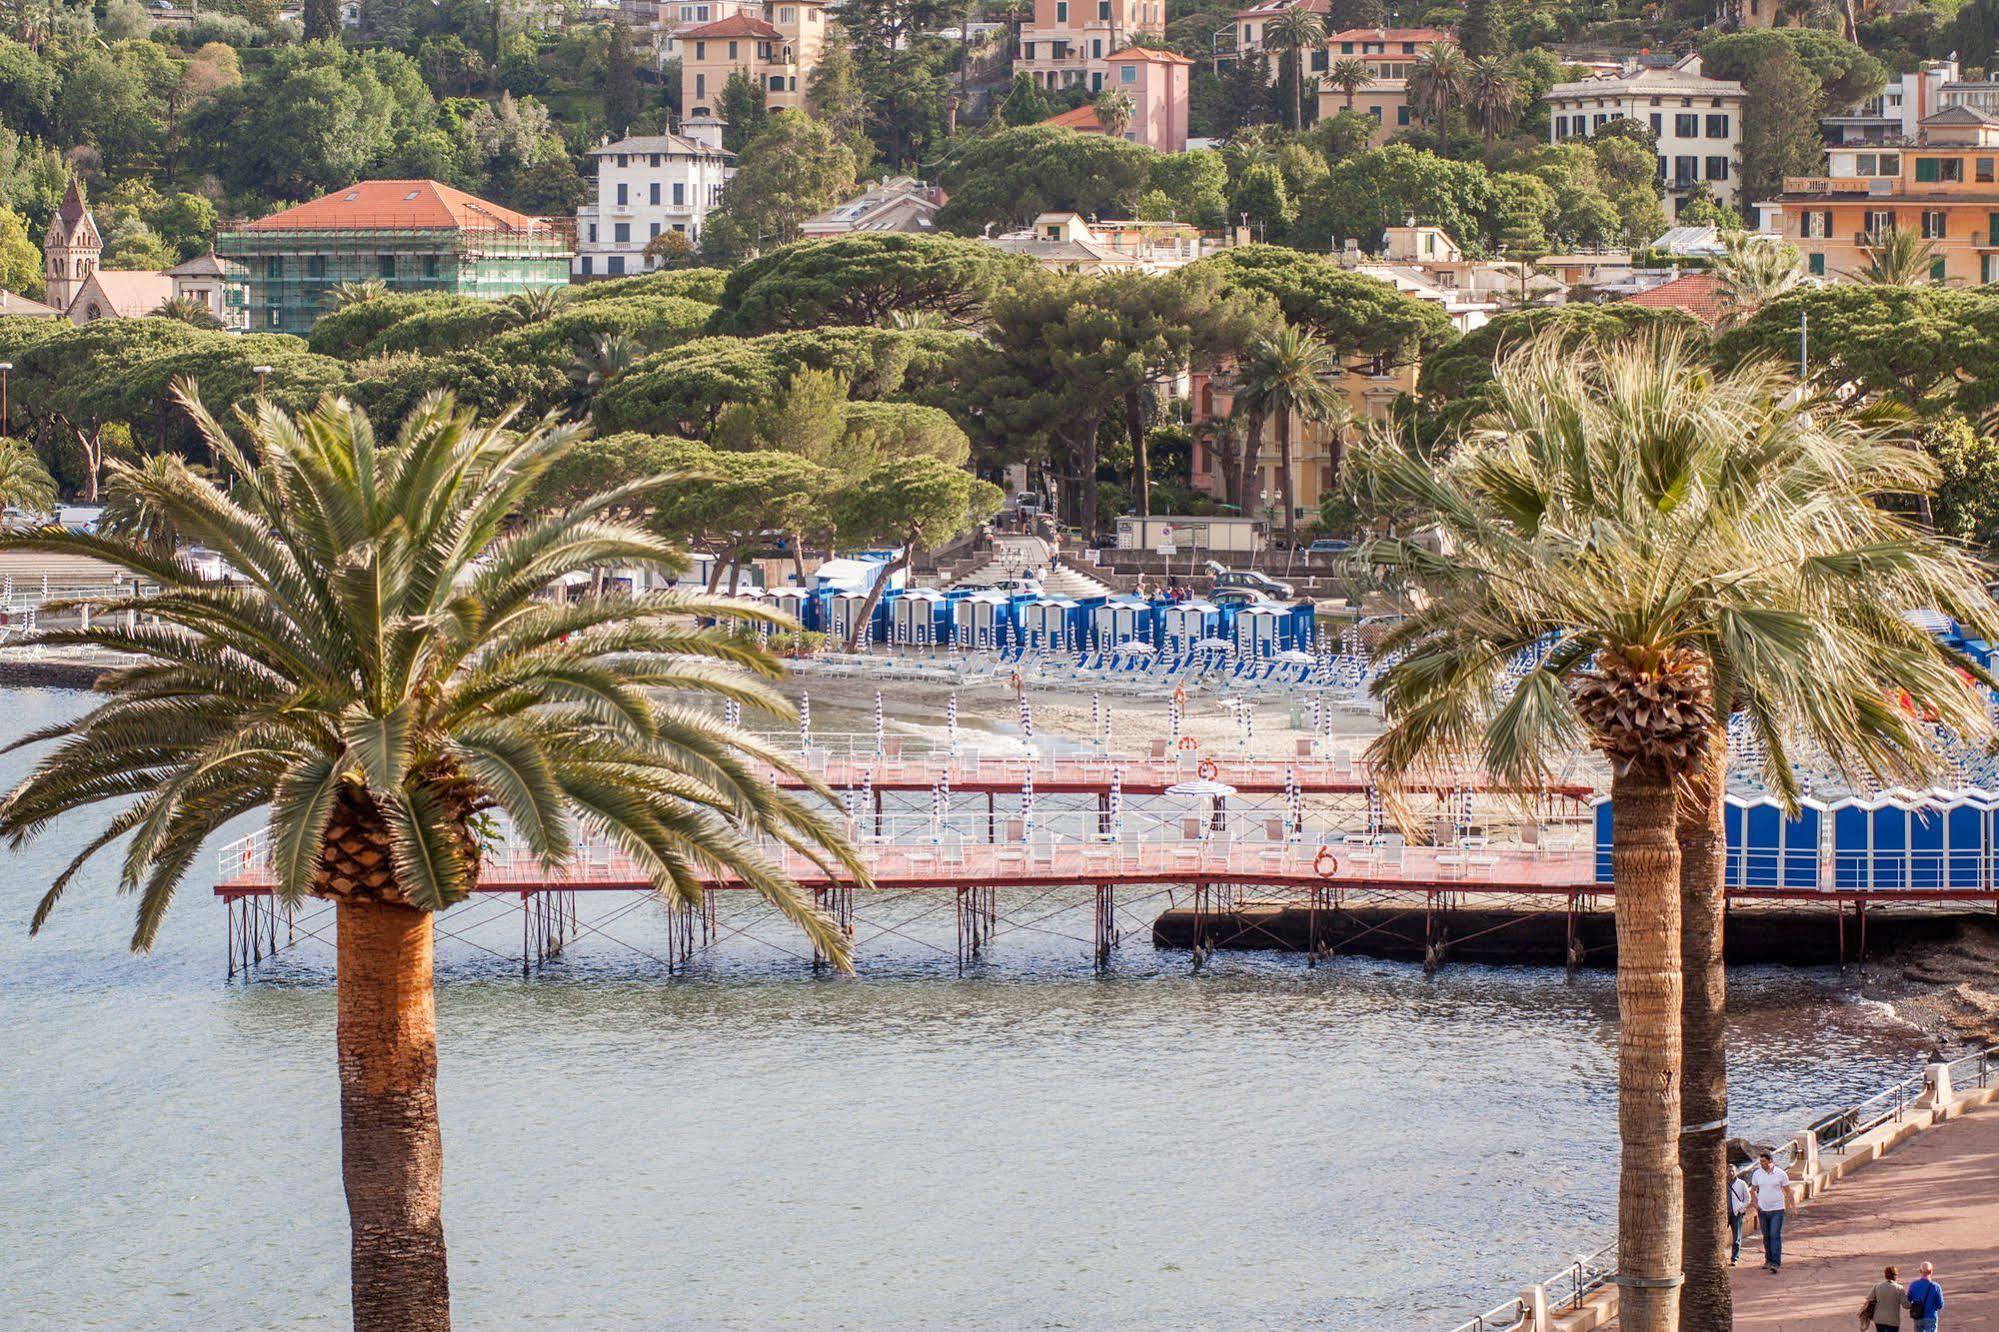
[1749, 1151, 1791, 1272]
[1728, 1173, 1752, 1265]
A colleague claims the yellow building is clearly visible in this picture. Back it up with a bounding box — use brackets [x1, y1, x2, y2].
[1016, 0, 1166, 92]
[680, 0, 827, 119]
[1762, 106, 1999, 284]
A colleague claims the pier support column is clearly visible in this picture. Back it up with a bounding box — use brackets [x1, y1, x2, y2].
[1924, 1061, 1954, 1113]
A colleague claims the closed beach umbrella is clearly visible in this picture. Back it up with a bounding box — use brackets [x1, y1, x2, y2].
[1109, 766, 1123, 835]
[799, 691, 811, 750]
[874, 691, 885, 757]
[1168, 695, 1182, 750]
[1286, 766, 1302, 838]
[1020, 695, 1034, 741]
[1022, 766, 1035, 823]
[947, 690, 958, 755]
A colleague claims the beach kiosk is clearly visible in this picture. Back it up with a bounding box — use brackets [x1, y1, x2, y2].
[1234, 603, 1286, 658]
[1161, 600, 1220, 653]
[1829, 788, 1996, 892]
[1090, 596, 1155, 650]
[1722, 794, 1825, 890]
[890, 587, 950, 646]
[953, 589, 1011, 649]
[765, 585, 816, 630]
[1021, 597, 1083, 652]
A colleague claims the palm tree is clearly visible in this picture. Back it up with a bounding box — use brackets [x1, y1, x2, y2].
[0, 437, 57, 514]
[1852, 225, 1944, 285]
[1712, 230, 1804, 327]
[0, 386, 865, 1332]
[327, 278, 390, 310]
[497, 285, 571, 327]
[1324, 56, 1373, 110]
[1262, 3, 1326, 131]
[152, 294, 224, 329]
[1093, 85, 1134, 140]
[1233, 324, 1346, 549]
[1358, 333, 1993, 1332]
[1463, 54, 1522, 150]
[97, 452, 214, 553]
[567, 332, 639, 413]
[1409, 41, 1468, 132]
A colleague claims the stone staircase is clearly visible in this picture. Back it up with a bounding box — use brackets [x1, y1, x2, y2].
[939, 534, 1117, 599]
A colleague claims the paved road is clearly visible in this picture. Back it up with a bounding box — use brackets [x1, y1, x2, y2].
[1731, 1101, 1999, 1330]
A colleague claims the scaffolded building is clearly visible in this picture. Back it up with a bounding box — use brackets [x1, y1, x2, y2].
[217, 179, 573, 336]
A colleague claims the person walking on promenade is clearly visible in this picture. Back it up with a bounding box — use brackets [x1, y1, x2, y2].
[1728, 1171, 1752, 1265]
[1749, 1151, 1791, 1272]
[1866, 1265, 1908, 1331]
[1908, 1261, 1945, 1332]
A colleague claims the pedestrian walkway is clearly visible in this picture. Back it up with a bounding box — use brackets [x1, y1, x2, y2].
[1729, 1100, 1999, 1330]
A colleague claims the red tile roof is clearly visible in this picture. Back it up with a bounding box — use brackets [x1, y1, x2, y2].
[1621, 271, 1729, 326]
[239, 180, 547, 234]
[1105, 45, 1194, 64]
[681, 13, 782, 38]
[1043, 105, 1105, 132]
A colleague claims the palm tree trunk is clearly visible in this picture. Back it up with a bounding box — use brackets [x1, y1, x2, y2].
[1678, 729, 1731, 1331]
[1277, 409, 1296, 547]
[338, 899, 450, 1332]
[1237, 411, 1265, 518]
[1125, 388, 1151, 518]
[1611, 757, 1685, 1332]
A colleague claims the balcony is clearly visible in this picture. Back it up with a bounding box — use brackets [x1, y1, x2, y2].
[1784, 176, 1882, 194]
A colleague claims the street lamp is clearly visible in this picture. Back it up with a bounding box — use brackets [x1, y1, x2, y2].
[0, 362, 11, 434]
[252, 364, 273, 395]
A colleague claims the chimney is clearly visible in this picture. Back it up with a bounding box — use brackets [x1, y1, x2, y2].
[682, 115, 727, 151]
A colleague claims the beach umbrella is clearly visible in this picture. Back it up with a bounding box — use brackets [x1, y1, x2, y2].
[1285, 766, 1302, 839]
[1100, 698, 1111, 749]
[724, 699, 740, 729]
[1021, 766, 1035, 823]
[842, 783, 857, 830]
[1365, 782, 1384, 836]
[947, 691, 959, 755]
[860, 769, 874, 835]
[1020, 695, 1034, 741]
[1239, 699, 1254, 749]
[1092, 693, 1102, 745]
[1108, 765, 1123, 835]
[874, 691, 885, 757]
[1168, 695, 1182, 750]
[931, 775, 945, 834]
[799, 691, 811, 750]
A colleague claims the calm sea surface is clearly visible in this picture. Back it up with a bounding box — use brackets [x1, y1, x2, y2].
[0, 687, 1926, 1329]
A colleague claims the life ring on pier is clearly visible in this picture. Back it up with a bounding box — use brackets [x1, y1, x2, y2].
[1177, 736, 1199, 750]
[1196, 757, 1219, 781]
[1314, 845, 1339, 879]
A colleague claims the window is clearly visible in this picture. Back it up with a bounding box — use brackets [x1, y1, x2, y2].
[649, 182, 660, 206]
[1673, 155, 1697, 186]
[588, 224, 597, 242]
[608, 256, 625, 275]
[696, 74, 706, 98]
[1990, 211, 1999, 245]
[616, 182, 628, 205]
[780, 5, 793, 17]
[727, 40, 737, 58]
[378, 254, 395, 279]
[613, 222, 630, 243]
[1705, 156, 1728, 181]
[650, 154, 660, 167]
[1675, 113, 1699, 137]
[649, 222, 660, 238]
[580, 256, 592, 275]
[1055, 0, 1066, 18]
[1981, 158, 1996, 183]
[268, 307, 282, 327]
[1554, 115, 1567, 137]
[1649, 113, 1662, 134]
[266, 256, 283, 279]
[1914, 157, 1963, 182]
[1396, 104, 1411, 126]
[1092, 38, 1102, 56]
[1310, 49, 1327, 71]
[1808, 252, 1824, 276]
[423, 256, 438, 279]
[1121, 64, 1136, 83]
[694, 41, 704, 59]
[672, 181, 686, 206]
[1931, 257, 1948, 281]
[1705, 113, 1728, 138]
[1098, 0, 1109, 13]
[1922, 210, 1947, 238]
[770, 74, 784, 90]
[1801, 210, 1831, 239]
[1865, 209, 1894, 238]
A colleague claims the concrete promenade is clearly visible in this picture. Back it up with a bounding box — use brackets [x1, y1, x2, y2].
[1729, 1099, 1999, 1331]
[1563, 1071, 1998, 1332]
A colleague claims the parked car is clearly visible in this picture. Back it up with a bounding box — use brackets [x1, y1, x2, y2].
[1205, 562, 1294, 599]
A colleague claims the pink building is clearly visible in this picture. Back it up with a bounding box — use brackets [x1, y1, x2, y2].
[1041, 46, 1189, 153]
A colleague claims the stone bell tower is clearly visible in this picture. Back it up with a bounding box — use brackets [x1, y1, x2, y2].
[43, 177, 101, 312]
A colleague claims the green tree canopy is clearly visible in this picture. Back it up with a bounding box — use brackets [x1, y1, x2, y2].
[935, 125, 1158, 233]
[711, 234, 1033, 334]
[716, 109, 860, 247]
[1186, 243, 1455, 361]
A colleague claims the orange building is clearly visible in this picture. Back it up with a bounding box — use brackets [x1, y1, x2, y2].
[1762, 106, 1999, 284]
[680, 0, 827, 119]
[1016, 0, 1166, 93]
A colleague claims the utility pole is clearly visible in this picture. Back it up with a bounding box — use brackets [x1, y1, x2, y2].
[1798, 309, 1808, 379]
